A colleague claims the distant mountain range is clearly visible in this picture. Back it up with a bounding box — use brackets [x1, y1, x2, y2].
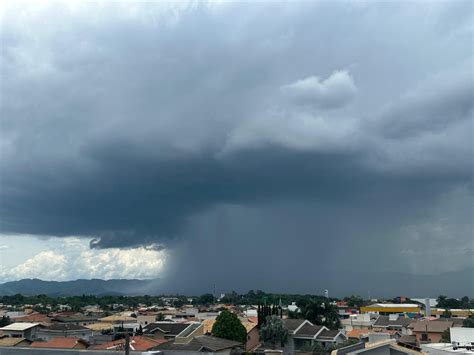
[0, 268, 472, 297]
[0, 278, 160, 296]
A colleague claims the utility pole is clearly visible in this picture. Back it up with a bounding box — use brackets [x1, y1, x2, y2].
[125, 332, 130, 355]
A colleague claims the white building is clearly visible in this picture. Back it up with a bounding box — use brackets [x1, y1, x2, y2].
[0, 322, 41, 341]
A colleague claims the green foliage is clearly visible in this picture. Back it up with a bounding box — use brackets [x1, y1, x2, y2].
[441, 328, 451, 343]
[156, 312, 165, 321]
[302, 299, 341, 330]
[287, 310, 300, 319]
[212, 310, 247, 343]
[344, 295, 364, 307]
[463, 316, 474, 328]
[441, 309, 452, 318]
[437, 295, 473, 309]
[0, 316, 11, 327]
[197, 293, 215, 305]
[259, 315, 289, 348]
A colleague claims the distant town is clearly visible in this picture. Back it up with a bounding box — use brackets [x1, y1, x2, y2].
[0, 291, 473, 354]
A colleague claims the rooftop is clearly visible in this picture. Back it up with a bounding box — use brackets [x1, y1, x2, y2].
[91, 335, 167, 351]
[0, 322, 40, 331]
[154, 335, 242, 352]
[31, 337, 89, 349]
[143, 322, 191, 336]
[294, 323, 324, 338]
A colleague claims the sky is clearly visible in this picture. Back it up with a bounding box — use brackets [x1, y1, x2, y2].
[0, 0, 473, 297]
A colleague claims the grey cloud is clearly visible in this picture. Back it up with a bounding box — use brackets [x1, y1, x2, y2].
[373, 64, 473, 139]
[280, 70, 357, 109]
[0, 1, 472, 293]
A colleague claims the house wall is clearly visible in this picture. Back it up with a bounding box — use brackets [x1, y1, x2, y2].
[414, 331, 443, 345]
[282, 335, 295, 355]
[36, 329, 93, 341]
[137, 315, 156, 326]
[246, 326, 260, 351]
[2, 328, 38, 341]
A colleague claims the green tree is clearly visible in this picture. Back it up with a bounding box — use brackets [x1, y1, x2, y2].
[463, 316, 474, 328]
[303, 299, 325, 325]
[303, 299, 341, 330]
[345, 295, 364, 308]
[441, 328, 451, 343]
[0, 316, 11, 327]
[212, 310, 246, 343]
[156, 312, 165, 321]
[259, 315, 289, 349]
[198, 293, 215, 305]
[441, 309, 452, 318]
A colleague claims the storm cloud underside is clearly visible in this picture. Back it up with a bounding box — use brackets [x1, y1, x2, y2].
[0, 1, 473, 295]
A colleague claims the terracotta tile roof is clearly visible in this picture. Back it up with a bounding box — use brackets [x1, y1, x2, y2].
[203, 318, 257, 335]
[85, 322, 113, 331]
[347, 328, 399, 338]
[13, 313, 51, 324]
[247, 316, 258, 324]
[202, 319, 215, 334]
[90, 336, 167, 351]
[347, 329, 370, 338]
[31, 337, 89, 349]
[412, 320, 453, 333]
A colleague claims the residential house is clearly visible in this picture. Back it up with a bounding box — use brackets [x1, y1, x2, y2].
[347, 329, 403, 344]
[137, 314, 157, 326]
[152, 334, 243, 354]
[90, 335, 168, 351]
[97, 314, 140, 333]
[31, 337, 89, 349]
[372, 315, 414, 335]
[292, 323, 347, 350]
[0, 322, 42, 341]
[98, 314, 138, 324]
[342, 314, 374, 331]
[12, 312, 52, 326]
[282, 319, 347, 354]
[202, 317, 260, 351]
[143, 321, 200, 341]
[52, 314, 98, 326]
[411, 320, 453, 345]
[36, 323, 93, 341]
[332, 339, 424, 355]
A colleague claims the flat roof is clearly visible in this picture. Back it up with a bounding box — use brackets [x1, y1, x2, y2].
[0, 322, 40, 331]
[366, 303, 419, 308]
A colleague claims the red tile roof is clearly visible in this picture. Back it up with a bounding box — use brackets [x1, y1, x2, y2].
[13, 313, 51, 323]
[90, 336, 168, 351]
[31, 337, 88, 349]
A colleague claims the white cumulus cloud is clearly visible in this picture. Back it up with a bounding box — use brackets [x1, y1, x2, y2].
[0, 238, 166, 282]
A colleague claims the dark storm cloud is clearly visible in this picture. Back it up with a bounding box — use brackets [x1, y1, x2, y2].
[0, 1, 472, 293]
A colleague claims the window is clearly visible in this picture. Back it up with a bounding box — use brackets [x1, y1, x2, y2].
[421, 333, 428, 341]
